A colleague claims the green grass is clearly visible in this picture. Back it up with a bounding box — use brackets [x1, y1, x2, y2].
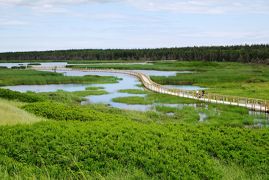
[39, 89, 107, 104]
[0, 99, 44, 125]
[112, 92, 199, 105]
[0, 69, 119, 86]
[0, 102, 268, 179]
[118, 89, 148, 94]
[113, 96, 152, 105]
[85, 86, 104, 90]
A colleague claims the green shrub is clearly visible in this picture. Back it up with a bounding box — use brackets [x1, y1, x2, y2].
[0, 120, 268, 179]
[23, 102, 124, 121]
[11, 66, 26, 69]
[0, 89, 42, 102]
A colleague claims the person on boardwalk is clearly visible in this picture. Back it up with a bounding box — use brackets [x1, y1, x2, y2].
[201, 90, 205, 97]
[196, 90, 200, 98]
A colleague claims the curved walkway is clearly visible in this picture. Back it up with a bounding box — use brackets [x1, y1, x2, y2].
[32, 66, 269, 112]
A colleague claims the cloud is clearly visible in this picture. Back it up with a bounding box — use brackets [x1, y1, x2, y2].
[0, 0, 117, 7]
[0, 0, 268, 14]
[126, 0, 269, 14]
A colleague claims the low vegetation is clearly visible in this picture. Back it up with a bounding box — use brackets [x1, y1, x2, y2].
[0, 69, 118, 86]
[118, 89, 148, 94]
[113, 91, 200, 105]
[113, 96, 152, 105]
[0, 88, 43, 102]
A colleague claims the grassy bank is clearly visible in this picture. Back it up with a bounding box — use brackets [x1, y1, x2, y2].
[0, 69, 119, 86]
[0, 98, 44, 125]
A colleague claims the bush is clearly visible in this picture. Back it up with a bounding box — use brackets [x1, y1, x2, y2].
[23, 101, 124, 121]
[0, 88, 42, 102]
[11, 66, 26, 69]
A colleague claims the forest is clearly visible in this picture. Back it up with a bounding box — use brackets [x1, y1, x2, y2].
[0, 44, 269, 63]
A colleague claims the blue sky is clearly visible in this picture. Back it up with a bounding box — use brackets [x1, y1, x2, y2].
[0, 0, 269, 52]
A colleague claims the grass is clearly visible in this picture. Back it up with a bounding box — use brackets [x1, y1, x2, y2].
[85, 86, 104, 90]
[0, 98, 44, 125]
[112, 91, 199, 105]
[0, 69, 119, 86]
[39, 89, 108, 104]
[113, 96, 152, 105]
[118, 89, 148, 94]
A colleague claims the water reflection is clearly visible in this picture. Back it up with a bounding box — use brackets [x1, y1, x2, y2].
[0, 62, 67, 68]
[165, 85, 207, 91]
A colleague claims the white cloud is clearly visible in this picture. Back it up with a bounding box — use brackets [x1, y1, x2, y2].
[126, 0, 269, 14]
[0, 0, 268, 14]
[0, 0, 117, 7]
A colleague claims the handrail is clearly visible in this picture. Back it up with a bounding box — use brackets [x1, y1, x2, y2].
[31, 66, 269, 112]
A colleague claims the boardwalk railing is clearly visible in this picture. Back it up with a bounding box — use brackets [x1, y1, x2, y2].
[32, 66, 269, 112]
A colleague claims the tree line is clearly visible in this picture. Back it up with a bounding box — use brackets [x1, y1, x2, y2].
[0, 44, 268, 63]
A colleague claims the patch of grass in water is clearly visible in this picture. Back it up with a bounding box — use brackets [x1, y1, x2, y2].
[0, 69, 119, 86]
[112, 96, 151, 105]
[85, 86, 104, 90]
[118, 89, 148, 94]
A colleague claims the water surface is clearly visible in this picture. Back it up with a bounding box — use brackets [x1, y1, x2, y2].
[0, 62, 67, 68]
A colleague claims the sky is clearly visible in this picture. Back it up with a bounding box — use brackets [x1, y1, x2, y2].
[0, 0, 269, 52]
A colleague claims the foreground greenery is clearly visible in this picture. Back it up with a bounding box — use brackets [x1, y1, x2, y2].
[0, 97, 268, 179]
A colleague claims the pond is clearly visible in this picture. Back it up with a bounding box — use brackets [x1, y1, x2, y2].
[165, 85, 207, 91]
[3, 84, 94, 93]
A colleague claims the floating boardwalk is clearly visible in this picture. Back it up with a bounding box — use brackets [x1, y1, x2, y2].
[33, 66, 269, 113]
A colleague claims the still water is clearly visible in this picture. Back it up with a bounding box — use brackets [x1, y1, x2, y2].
[0, 62, 67, 68]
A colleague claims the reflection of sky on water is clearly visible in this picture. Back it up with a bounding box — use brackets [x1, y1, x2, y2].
[0, 62, 67, 68]
[2, 84, 92, 93]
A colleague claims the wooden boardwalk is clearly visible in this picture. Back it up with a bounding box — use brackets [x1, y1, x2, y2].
[33, 66, 269, 112]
